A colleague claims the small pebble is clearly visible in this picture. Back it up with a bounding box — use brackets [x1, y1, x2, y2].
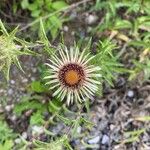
[52, 124, 64, 135]
[101, 134, 110, 145]
[5, 105, 12, 112]
[32, 68, 37, 73]
[70, 11, 77, 19]
[31, 77, 36, 81]
[10, 80, 15, 84]
[88, 136, 100, 144]
[8, 89, 13, 95]
[0, 89, 4, 93]
[86, 14, 98, 25]
[11, 115, 17, 121]
[70, 139, 80, 147]
[71, 31, 75, 36]
[11, 104, 14, 108]
[77, 126, 81, 134]
[110, 124, 115, 130]
[32, 126, 44, 135]
[127, 90, 134, 97]
[63, 26, 69, 32]
[15, 138, 21, 144]
[22, 78, 28, 83]
[22, 132, 28, 139]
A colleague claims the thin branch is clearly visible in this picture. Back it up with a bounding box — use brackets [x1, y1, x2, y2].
[19, 0, 91, 31]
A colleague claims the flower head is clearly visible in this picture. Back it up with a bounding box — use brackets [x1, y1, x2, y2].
[44, 45, 101, 105]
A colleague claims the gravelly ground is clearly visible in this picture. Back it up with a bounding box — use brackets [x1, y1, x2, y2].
[0, 53, 150, 150]
[1, 1, 150, 149]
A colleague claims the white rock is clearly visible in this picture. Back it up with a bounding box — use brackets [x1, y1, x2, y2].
[32, 126, 44, 135]
[77, 126, 81, 133]
[127, 90, 134, 97]
[32, 68, 37, 73]
[10, 80, 15, 84]
[5, 105, 12, 112]
[0, 89, 4, 93]
[11, 104, 14, 108]
[101, 134, 110, 145]
[71, 31, 75, 36]
[88, 136, 100, 144]
[22, 78, 28, 83]
[31, 77, 36, 81]
[86, 14, 98, 25]
[63, 26, 69, 32]
[110, 124, 115, 130]
[15, 138, 21, 144]
[11, 115, 17, 121]
[22, 132, 28, 139]
[8, 89, 13, 95]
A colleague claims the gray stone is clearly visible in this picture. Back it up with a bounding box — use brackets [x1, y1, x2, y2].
[101, 134, 110, 145]
[5, 105, 12, 112]
[86, 14, 98, 25]
[32, 126, 44, 135]
[11, 115, 17, 121]
[77, 126, 81, 134]
[127, 90, 134, 97]
[8, 89, 13, 95]
[22, 132, 28, 139]
[15, 138, 21, 144]
[32, 68, 37, 73]
[88, 136, 100, 144]
[63, 26, 69, 32]
[10, 80, 15, 84]
[22, 78, 28, 83]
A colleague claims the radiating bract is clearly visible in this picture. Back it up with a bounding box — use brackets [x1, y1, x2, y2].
[44, 45, 101, 105]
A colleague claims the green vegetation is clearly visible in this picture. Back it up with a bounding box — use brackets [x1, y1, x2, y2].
[0, 0, 150, 149]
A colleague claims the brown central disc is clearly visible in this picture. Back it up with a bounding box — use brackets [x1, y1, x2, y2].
[58, 63, 85, 88]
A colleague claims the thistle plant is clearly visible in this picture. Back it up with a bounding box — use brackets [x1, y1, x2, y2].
[0, 20, 33, 81]
[44, 44, 101, 105]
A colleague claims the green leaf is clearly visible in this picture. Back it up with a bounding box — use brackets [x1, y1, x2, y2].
[31, 9, 41, 17]
[0, 140, 13, 150]
[13, 2, 18, 14]
[0, 20, 9, 36]
[135, 116, 150, 122]
[114, 19, 132, 29]
[0, 20, 35, 81]
[129, 40, 150, 48]
[48, 98, 63, 113]
[21, 0, 29, 9]
[123, 129, 145, 143]
[28, 3, 39, 11]
[52, 1, 68, 10]
[91, 39, 124, 87]
[9, 26, 19, 41]
[0, 121, 15, 143]
[31, 81, 46, 93]
[14, 98, 44, 116]
[57, 115, 73, 125]
[33, 135, 71, 150]
[30, 111, 45, 125]
[39, 19, 53, 55]
[46, 15, 62, 39]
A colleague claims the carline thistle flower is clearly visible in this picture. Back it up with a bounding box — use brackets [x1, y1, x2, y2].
[44, 45, 101, 105]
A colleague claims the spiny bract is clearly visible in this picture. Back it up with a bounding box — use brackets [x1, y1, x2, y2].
[44, 44, 101, 105]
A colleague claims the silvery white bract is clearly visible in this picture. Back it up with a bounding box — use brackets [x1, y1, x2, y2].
[44, 45, 101, 105]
